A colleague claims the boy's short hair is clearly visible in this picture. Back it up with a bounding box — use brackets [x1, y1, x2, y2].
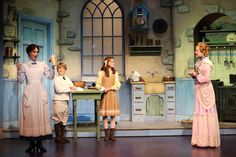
[57, 62, 67, 71]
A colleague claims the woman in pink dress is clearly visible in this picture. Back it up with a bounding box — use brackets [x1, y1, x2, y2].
[189, 42, 220, 147]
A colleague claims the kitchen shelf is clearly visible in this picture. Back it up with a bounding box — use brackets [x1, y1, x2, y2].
[3, 55, 20, 64]
[3, 37, 20, 48]
[199, 29, 236, 33]
[129, 45, 161, 56]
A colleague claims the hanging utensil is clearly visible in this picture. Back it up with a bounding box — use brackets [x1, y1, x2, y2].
[230, 47, 235, 68]
[216, 46, 220, 64]
[224, 47, 228, 66]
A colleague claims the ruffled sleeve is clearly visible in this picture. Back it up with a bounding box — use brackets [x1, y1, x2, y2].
[111, 71, 121, 91]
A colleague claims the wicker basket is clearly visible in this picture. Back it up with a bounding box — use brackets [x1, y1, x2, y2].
[73, 81, 86, 88]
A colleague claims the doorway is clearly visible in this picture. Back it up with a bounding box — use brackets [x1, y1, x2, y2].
[18, 13, 54, 113]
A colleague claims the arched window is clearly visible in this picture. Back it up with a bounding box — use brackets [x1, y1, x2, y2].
[81, 0, 124, 79]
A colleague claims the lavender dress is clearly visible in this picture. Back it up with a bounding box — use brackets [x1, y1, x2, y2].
[17, 60, 54, 139]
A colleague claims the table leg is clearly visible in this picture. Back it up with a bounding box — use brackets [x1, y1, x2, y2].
[96, 100, 101, 141]
[73, 100, 77, 141]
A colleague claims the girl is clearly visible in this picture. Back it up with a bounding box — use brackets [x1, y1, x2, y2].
[96, 56, 121, 141]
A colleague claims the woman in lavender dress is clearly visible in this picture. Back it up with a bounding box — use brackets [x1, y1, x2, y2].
[189, 42, 220, 147]
[17, 44, 56, 153]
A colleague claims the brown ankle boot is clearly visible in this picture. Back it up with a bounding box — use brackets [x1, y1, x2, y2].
[104, 129, 110, 141]
[60, 124, 70, 143]
[54, 123, 66, 144]
[110, 128, 116, 141]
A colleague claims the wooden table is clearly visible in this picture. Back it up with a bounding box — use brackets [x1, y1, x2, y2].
[71, 89, 102, 141]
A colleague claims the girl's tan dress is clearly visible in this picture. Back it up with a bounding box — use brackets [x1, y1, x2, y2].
[96, 71, 121, 116]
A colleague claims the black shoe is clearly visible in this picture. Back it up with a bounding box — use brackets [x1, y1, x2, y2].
[25, 141, 35, 153]
[35, 141, 47, 153]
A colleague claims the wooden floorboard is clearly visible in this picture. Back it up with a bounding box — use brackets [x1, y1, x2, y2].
[0, 135, 236, 157]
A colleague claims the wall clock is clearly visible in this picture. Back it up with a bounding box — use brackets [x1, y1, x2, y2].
[135, 8, 145, 26]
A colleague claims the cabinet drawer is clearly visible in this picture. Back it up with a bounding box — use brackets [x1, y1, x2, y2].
[132, 92, 144, 102]
[132, 85, 144, 91]
[166, 92, 175, 101]
[133, 105, 145, 115]
[165, 84, 175, 91]
[167, 104, 175, 114]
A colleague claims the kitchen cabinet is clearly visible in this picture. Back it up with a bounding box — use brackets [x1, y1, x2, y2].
[130, 82, 145, 121]
[164, 82, 176, 121]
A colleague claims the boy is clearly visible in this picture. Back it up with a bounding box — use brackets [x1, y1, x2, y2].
[53, 62, 76, 144]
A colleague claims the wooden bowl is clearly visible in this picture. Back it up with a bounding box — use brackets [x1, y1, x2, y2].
[163, 76, 175, 82]
[73, 81, 86, 88]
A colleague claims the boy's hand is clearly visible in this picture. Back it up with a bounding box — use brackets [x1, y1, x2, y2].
[70, 86, 77, 91]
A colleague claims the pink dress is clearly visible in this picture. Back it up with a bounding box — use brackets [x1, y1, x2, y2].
[191, 57, 221, 147]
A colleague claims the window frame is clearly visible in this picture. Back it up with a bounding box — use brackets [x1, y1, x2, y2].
[81, 0, 125, 79]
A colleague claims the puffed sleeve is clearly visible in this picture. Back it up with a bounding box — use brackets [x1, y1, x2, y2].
[196, 63, 212, 83]
[43, 61, 55, 80]
[96, 71, 105, 91]
[111, 71, 121, 91]
[17, 64, 26, 84]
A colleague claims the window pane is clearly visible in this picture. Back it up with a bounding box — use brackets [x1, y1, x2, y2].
[107, 2, 119, 15]
[113, 18, 122, 36]
[94, 5, 103, 17]
[114, 8, 122, 17]
[83, 19, 92, 36]
[93, 19, 102, 36]
[83, 7, 92, 17]
[104, 37, 112, 55]
[83, 38, 92, 55]
[104, 7, 112, 17]
[114, 37, 122, 55]
[94, 38, 102, 55]
[93, 56, 103, 74]
[83, 57, 92, 75]
[103, 19, 112, 36]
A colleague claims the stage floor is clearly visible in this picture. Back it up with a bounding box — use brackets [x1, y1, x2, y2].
[3, 121, 236, 138]
[65, 121, 236, 138]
